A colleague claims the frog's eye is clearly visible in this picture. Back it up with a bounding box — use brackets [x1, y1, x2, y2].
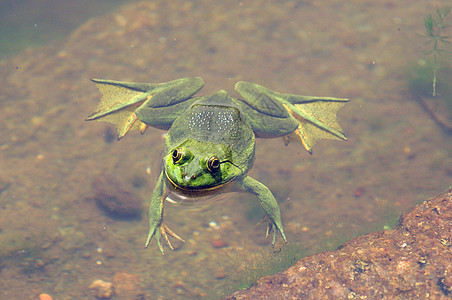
[172, 148, 183, 163]
[171, 148, 193, 165]
[207, 156, 220, 173]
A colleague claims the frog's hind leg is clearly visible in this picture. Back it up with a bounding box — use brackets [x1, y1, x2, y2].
[134, 77, 205, 130]
[86, 77, 204, 139]
[236, 81, 348, 153]
[86, 79, 154, 139]
[86, 79, 154, 120]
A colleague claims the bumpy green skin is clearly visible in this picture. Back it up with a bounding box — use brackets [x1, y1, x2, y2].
[86, 77, 348, 254]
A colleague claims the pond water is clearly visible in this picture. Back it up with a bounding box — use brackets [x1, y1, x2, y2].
[0, 0, 451, 299]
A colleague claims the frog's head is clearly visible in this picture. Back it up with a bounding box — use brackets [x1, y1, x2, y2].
[164, 140, 242, 193]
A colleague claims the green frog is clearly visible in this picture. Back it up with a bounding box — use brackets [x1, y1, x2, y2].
[86, 77, 348, 254]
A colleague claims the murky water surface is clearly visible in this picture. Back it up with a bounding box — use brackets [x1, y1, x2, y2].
[0, 0, 451, 299]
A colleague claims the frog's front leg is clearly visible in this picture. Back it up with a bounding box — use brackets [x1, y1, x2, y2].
[237, 176, 287, 245]
[145, 171, 185, 255]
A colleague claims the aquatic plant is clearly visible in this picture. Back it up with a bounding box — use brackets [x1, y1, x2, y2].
[423, 6, 451, 96]
[407, 6, 452, 133]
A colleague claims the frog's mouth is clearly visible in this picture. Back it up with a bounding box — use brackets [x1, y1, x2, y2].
[164, 169, 235, 196]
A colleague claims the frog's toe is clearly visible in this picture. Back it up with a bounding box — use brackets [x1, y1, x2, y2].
[160, 223, 186, 251]
[258, 216, 287, 245]
[265, 221, 273, 239]
[140, 123, 149, 135]
[144, 226, 155, 248]
[145, 223, 166, 255]
[118, 112, 139, 140]
[278, 227, 287, 244]
[154, 230, 165, 255]
[269, 223, 287, 246]
[267, 222, 278, 246]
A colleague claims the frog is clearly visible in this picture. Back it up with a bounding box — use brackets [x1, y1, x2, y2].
[86, 77, 348, 254]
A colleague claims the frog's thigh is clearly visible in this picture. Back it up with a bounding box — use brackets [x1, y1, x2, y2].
[238, 102, 298, 137]
[136, 97, 198, 129]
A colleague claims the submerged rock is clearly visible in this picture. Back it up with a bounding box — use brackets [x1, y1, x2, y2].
[91, 173, 142, 218]
[225, 189, 452, 299]
[88, 279, 113, 299]
[112, 272, 144, 300]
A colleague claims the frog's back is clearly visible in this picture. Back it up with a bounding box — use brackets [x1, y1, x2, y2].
[166, 90, 254, 154]
[187, 104, 241, 143]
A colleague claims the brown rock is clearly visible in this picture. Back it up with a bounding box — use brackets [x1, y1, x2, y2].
[112, 272, 144, 300]
[224, 189, 452, 299]
[212, 239, 229, 249]
[91, 174, 142, 218]
[88, 279, 113, 299]
[215, 268, 228, 280]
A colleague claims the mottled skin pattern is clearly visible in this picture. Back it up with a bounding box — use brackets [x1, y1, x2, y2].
[86, 77, 348, 254]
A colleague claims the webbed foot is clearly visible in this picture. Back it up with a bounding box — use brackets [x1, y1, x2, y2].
[86, 77, 204, 140]
[235, 81, 348, 153]
[145, 222, 185, 255]
[86, 79, 151, 139]
[281, 99, 348, 153]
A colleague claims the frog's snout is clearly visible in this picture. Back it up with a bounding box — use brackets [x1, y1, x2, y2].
[180, 172, 196, 181]
[184, 174, 196, 182]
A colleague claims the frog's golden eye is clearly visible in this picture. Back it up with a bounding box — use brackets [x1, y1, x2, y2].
[207, 156, 220, 173]
[171, 148, 193, 165]
[172, 148, 182, 163]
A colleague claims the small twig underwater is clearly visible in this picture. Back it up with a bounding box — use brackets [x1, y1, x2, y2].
[412, 93, 452, 134]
